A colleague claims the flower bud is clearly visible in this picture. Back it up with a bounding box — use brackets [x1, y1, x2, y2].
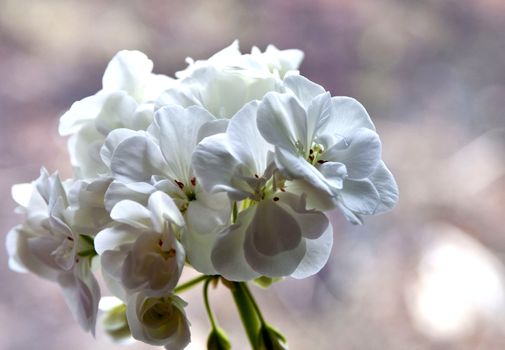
[257, 324, 288, 350]
[207, 327, 231, 350]
[126, 293, 190, 350]
[102, 303, 132, 343]
[253, 276, 282, 289]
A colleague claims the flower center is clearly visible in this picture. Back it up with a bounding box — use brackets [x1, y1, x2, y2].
[307, 142, 326, 166]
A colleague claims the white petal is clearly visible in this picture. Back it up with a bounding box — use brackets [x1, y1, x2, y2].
[102, 50, 153, 102]
[324, 128, 381, 179]
[126, 293, 191, 348]
[67, 123, 108, 178]
[59, 91, 108, 136]
[94, 225, 138, 255]
[306, 92, 332, 146]
[197, 119, 229, 142]
[58, 265, 100, 334]
[211, 207, 261, 281]
[153, 105, 214, 182]
[147, 191, 185, 230]
[285, 180, 338, 211]
[369, 161, 399, 214]
[337, 202, 364, 225]
[340, 178, 380, 214]
[192, 134, 248, 199]
[275, 147, 334, 197]
[227, 101, 272, 175]
[110, 135, 166, 182]
[101, 128, 142, 167]
[283, 74, 325, 108]
[243, 214, 306, 278]
[110, 200, 153, 230]
[143, 74, 175, 102]
[277, 192, 329, 240]
[317, 162, 347, 190]
[257, 92, 307, 154]
[11, 183, 32, 208]
[183, 192, 230, 275]
[94, 92, 138, 135]
[104, 181, 155, 212]
[318, 96, 375, 137]
[249, 199, 302, 256]
[291, 222, 333, 279]
[6, 225, 61, 280]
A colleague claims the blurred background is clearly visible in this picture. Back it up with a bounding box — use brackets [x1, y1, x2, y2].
[1, 0, 505, 349]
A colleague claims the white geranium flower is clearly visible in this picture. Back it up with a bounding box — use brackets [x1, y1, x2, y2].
[59, 50, 174, 178]
[126, 292, 190, 350]
[6, 169, 101, 333]
[257, 74, 399, 224]
[101, 105, 231, 275]
[95, 191, 185, 298]
[157, 41, 302, 119]
[192, 101, 333, 281]
[177, 40, 303, 79]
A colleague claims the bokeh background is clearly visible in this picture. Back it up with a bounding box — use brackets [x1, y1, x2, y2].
[1, 0, 505, 349]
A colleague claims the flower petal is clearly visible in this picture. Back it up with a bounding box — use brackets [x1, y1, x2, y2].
[192, 134, 250, 199]
[291, 221, 333, 279]
[104, 181, 155, 212]
[227, 101, 272, 176]
[211, 207, 261, 281]
[94, 92, 138, 135]
[250, 199, 302, 256]
[152, 105, 214, 182]
[324, 128, 381, 180]
[102, 50, 154, 102]
[283, 74, 325, 108]
[340, 178, 380, 214]
[369, 161, 399, 214]
[57, 265, 100, 335]
[110, 135, 166, 183]
[101, 128, 142, 167]
[257, 92, 307, 154]
[318, 96, 375, 137]
[275, 147, 334, 197]
[110, 200, 153, 230]
[94, 224, 138, 255]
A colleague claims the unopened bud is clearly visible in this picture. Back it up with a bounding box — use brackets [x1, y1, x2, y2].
[207, 327, 232, 350]
[258, 324, 288, 350]
[102, 303, 132, 343]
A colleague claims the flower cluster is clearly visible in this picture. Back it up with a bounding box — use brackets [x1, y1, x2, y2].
[6, 41, 398, 349]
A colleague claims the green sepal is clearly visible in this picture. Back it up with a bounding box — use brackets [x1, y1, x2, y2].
[207, 327, 232, 350]
[253, 276, 282, 289]
[257, 324, 288, 350]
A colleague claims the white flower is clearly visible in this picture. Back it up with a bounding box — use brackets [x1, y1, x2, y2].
[101, 105, 231, 275]
[6, 169, 101, 333]
[59, 50, 174, 178]
[95, 191, 185, 298]
[157, 41, 302, 119]
[256, 75, 399, 224]
[126, 292, 191, 350]
[192, 101, 333, 281]
[177, 40, 303, 79]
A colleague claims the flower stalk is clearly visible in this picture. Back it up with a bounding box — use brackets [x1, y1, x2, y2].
[174, 275, 210, 294]
[230, 282, 262, 349]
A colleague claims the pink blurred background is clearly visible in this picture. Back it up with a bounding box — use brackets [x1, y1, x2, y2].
[1, 0, 505, 349]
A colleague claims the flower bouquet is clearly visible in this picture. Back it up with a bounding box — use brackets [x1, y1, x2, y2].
[6, 41, 398, 349]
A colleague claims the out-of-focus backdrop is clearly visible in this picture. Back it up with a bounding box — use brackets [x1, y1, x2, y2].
[1, 0, 505, 349]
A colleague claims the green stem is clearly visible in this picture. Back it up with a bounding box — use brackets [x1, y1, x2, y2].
[242, 282, 266, 325]
[203, 279, 218, 330]
[174, 275, 209, 294]
[230, 282, 261, 349]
